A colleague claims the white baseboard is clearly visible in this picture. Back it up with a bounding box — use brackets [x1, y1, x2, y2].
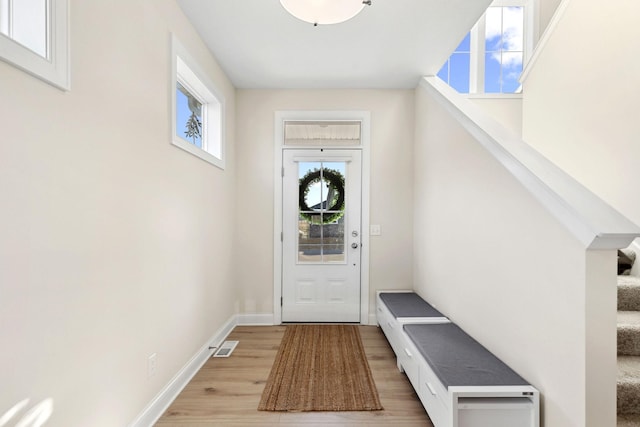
[127, 316, 236, 427]
[367, 313, 377, 326]
[236, 312, 375, 326]
[131, 310, 390, 425]
[236, 313, 274, 326]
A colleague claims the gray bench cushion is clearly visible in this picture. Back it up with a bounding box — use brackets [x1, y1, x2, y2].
[379, 292, 444, 318]
[403, 323, 529, 388]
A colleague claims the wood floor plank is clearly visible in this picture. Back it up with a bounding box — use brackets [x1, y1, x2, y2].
[156, 325, 432, 426]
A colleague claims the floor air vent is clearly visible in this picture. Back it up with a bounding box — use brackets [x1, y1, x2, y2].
[213, 340, 239, 357]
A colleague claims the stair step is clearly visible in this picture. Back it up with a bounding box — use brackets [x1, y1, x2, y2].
[618, 356, 640, 415]
[618, 276, 640, 311]
[618, 414, 640, 427]
[618, 311, 640, 356]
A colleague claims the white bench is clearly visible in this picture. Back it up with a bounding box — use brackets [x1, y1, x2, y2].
[377, 291, 540, 427]
[376, 290, 450, 373]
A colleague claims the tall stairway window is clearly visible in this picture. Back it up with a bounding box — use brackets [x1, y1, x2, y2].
[438, 0, 535, 95]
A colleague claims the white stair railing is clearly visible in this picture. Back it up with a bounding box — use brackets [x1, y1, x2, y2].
[420, 75, 640, 250]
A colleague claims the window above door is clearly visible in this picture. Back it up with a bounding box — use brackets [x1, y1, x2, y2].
[284, 121, 361, 147]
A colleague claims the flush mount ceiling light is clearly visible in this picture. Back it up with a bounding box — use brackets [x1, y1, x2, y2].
[280, 0, 372, 26]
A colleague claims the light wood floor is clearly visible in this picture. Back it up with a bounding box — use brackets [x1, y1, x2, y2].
[156, 325, 433, 426]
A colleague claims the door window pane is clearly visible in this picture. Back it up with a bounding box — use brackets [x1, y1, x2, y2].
[297, 161, 346, 263]
[303, 180, 324, 211]
[298, 244, 322, 263]
[322, 223, 344, 263]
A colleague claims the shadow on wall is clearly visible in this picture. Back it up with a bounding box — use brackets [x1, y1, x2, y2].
[0, 398, 53, 426]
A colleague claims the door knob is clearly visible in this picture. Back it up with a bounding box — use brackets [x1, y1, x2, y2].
[351, 243, 359, 249]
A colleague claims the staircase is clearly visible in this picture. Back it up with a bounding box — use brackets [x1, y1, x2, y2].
[617, 275, 640, 426]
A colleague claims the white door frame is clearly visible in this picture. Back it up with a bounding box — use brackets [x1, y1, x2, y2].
[273, 110, 371, 325]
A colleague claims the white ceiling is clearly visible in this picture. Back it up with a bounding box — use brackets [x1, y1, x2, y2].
[177, 0, 492, 89]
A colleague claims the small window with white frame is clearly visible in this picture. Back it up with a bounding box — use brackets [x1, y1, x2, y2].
[437, 0, 536, 95]
[0, 0, 70, 90]
[171, 35, 225, 169]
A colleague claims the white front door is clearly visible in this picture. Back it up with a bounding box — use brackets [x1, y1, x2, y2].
[282, 149, 362, 322]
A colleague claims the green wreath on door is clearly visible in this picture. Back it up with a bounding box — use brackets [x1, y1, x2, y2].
[298, 168, 345, 224]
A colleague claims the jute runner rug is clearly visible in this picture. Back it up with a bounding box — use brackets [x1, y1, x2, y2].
[258, 324, 383, 412]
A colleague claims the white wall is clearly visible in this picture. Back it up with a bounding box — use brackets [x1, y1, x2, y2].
[414, 84, 617, 426]
[522, 0, 640, 228]
[538, 0, 563, 34]
[470, 97, 523, 137]
[235, 89, 415, 318]
[0, 1, 237, 425]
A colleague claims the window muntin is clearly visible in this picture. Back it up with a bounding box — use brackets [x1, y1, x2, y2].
[0, 0, 69, 90]
[171, 36, 225, 169]
[437, 0, 533, 95]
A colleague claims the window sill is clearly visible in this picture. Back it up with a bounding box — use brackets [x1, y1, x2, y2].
[171, 137, 225, 170]
[464, 93, 523, 100]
